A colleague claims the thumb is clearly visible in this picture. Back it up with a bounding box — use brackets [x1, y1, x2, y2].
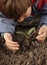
[38, 28, 43, 35]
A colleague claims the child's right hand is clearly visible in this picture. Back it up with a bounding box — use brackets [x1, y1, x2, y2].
[4, 33, 19, 51]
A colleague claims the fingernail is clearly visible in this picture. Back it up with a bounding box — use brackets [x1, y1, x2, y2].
[17, 48, 19, 50]
[17, 44, 19, 46]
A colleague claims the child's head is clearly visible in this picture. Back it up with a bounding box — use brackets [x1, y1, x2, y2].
[0, 0, 32, 22]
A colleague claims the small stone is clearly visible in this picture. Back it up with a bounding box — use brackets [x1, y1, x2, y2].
[28, 51, 33, 58]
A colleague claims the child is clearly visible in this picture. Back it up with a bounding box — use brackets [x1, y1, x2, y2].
[0, 0, 47, 51]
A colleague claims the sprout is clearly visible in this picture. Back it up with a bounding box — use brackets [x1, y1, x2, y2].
[16, 31, 25, 36]
[16, 27, 36, 39]
[27, 27, 36, 35]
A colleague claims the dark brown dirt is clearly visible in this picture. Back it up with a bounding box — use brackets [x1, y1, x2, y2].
[0, 17, 47, 65]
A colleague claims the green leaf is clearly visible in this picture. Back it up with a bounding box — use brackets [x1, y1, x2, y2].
[28, 27, 36, 35]
[16, 31, 26, 35]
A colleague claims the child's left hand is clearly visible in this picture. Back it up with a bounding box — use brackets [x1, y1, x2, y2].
[36, 25, 47, 42]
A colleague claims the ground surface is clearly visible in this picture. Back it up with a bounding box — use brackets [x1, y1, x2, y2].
[0, 17, 47, 65]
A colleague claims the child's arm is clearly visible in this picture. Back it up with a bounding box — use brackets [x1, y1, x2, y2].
[36, 3, 47, 42]
[32, 0, 47, 42]
[0, 13, 19, 50]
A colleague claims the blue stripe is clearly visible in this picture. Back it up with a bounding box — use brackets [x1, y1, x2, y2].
[32, 0, 41, 15]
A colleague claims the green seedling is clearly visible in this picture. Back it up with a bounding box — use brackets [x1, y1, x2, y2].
[16, 27, 36, 48]
[16, 27, 36, 39]
[16, 31, 26, 36]
[16, 31, 29, 39]
[27, 27, 36, 36]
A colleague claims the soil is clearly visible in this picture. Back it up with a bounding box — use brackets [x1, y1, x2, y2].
[0, 18, 47, 65]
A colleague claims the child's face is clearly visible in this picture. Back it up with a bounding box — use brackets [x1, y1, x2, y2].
[18, 6, 32, 22]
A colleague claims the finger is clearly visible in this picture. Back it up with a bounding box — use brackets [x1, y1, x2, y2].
[12, 42, 19, 46]
[38, 30, 44, 35]
[8, 40, 19, 44]
[5, 42, 19, 47]
[36, 36, 45, 41]
[6, 40, 19, 45]
[6, 45, 19, 50]
[7, 44, 19, 47]
[5, 43, 19, 47]
[8, 47, 19, 50]
[38, 25, 47, 35]
[38, 28, 43, 35]
[36, 32, 46, 38]
[37, 38, 45, 42]
[36, 36, 45, 40]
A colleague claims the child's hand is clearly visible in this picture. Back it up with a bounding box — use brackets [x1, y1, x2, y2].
[4, 33, 19, 51]
[36, 25, 47, 42]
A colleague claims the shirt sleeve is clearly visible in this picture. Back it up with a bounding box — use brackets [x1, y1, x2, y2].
[0, 16, 16, 37]
[40, 15, 47, 26]
[40, 3, 47, 26]
[32, 0, 47, 26]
